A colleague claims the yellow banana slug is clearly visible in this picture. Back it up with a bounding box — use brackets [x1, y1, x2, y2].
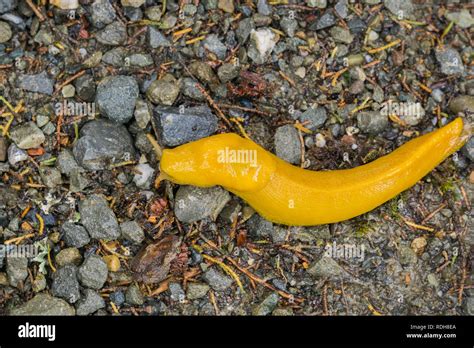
[160, 117, 466, 226]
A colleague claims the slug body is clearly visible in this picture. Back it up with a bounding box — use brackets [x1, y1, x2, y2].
[160, 118, 466, 226]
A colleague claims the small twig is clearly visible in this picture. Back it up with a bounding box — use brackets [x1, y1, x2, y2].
[146, 133, 163, 159]
[367, 39, 401, 54]
[225, 256, 304, 303]
[195, 83, 232, 128]
[421, 203, 447, 224]
[402, 217, 434, 232]
[322, 282, 329, 315]
[54, 70, 86, 96]
[217, 103, 270, 117]
[458, 257, 468, 305]
[203, 254, 245, 293]
[26, 0, 45, 22]
[4, 233, 35, 245]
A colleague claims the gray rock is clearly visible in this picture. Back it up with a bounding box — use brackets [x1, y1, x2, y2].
[335, 0, 348, 18]
[257, 0, 271, 15]
[125, 283, 144, 305]
[399, 245, 417, 265]
[217, 63, 240, 83]
[431, 88, 444, 103]
[449, 95, 474, 114]
[69, 169, 90, 192]
[146, 78, 180, 106]
[384, 0, 415, 20]
[128, 53, 153, 67]
[188, 61, 220, 87]
[307, 256, 348, 279]
[464, 297, 474, 315]
[298, 107, 327, 130]
[73, 119, 135, 170]
[435, 47, 464, 75]
[51, 265, 81, 304]
[6, 256, 28, 287]
[7, 144, 27, 166]
[462, 137, 474, 162]
[133, 163, 154, 189]
[55, 247, 82, 267]
[76, 289, 105, 315]
[134, 99, 152, 129]
[348, 18, 366, 34]
[175, 186, 231, 223]
[74, 75, 96, 102]
[96, 75, 139, 123]
[148, 26, 171, 48]
[169, 282, 185, 301]
[271, 226, 287, 243]
[83, 51, 103, 69]
[186, 283, 210, 300]
[357, 111, 388, 134]
[202, 267, 233, 291]
[39, 167, 62, 188]
[280, 17, 297, 37]
[274, 124, 301, 164]
[0, 20, 11, 43]
[61, 222, 91, 248]
[311, 11, 335, 30]
[102, 47, 127, 66]
[145, 5, 162, 20]
[307, 0, 327, 8]
[91, 0, 116, 29]
[10, 293, 75, 315]
[78, 254, 108, 289]
[218, 0, 233, 13]
[159, 13, 177, 29]
[330, 26, 354, 44]
[79, 194, 121, 240]
[252, 292, 279, 315]
[0, 136, 6, 161]
[17, 71, 54, 95]
[120, 220, 145, 244]
[203, 34, 227, 60]
[445, 9, 474, 29]
[236, 17, 254, 44]
[247, 214, 273, 237]
[0, 0, 16, 14]
[182, 78, 206, 101]
[96, 21, 127, 45]
[153, 105, 218, 147]
[0, 163, 8, 173]
[10, 122, 45, 149]
[122, 0, 145, 7]
[57, 149, 81, 176]
[248, 28, 277, 65]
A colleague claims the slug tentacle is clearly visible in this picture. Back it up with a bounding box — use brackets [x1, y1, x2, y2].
[160, 118, 467, 226]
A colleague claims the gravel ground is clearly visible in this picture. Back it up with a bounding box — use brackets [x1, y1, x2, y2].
[0, 0, 473, 316]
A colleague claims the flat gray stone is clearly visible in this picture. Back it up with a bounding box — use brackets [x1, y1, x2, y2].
[10, 293, 75, 315]
[153, 105, 218, 147]
[79, 194, 121, 240]
[174, 186, 230, 223]
[17, 71, 54, 95]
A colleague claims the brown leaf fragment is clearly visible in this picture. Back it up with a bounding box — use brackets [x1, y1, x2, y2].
[130, 235, 182, 284]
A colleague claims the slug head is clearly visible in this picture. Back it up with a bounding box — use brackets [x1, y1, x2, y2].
[160, 133, 277, 192]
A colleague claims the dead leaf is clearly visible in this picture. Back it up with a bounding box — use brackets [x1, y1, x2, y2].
[130, 235, 181, 284]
